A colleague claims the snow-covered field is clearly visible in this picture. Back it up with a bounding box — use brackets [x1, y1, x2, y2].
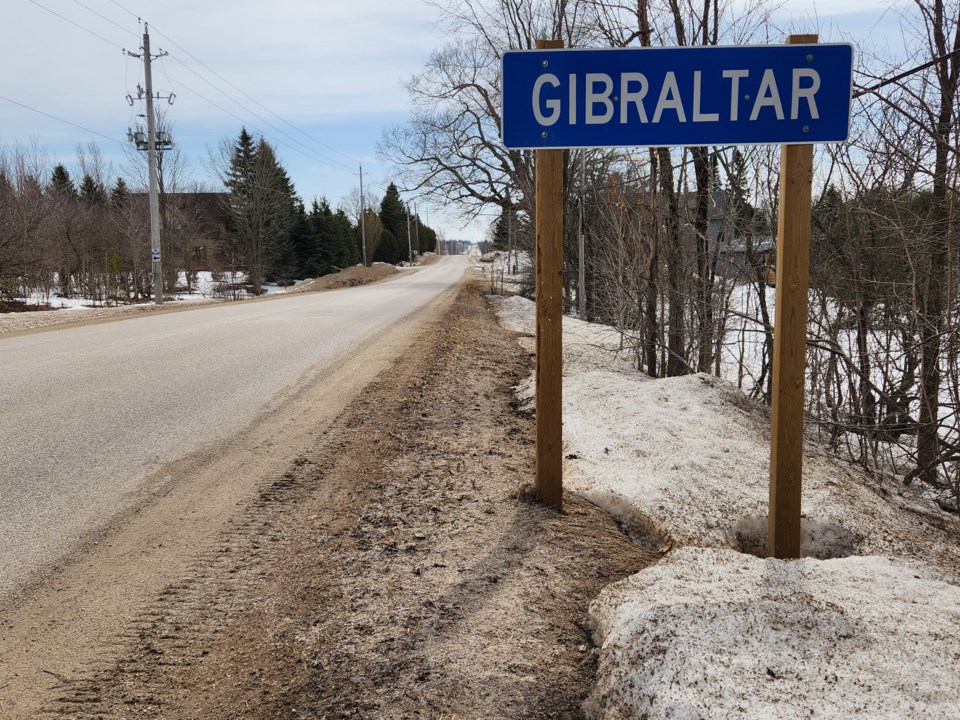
[19, 271, 303, 310]
[14, 271, 296, 308]
[492, 294, 960, 720]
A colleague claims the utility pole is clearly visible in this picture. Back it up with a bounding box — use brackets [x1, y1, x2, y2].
[405, 205, 413, 264]
[413, 203, 420, 255]
[127, 23, 173, 305]
[359, 163, 367, 266]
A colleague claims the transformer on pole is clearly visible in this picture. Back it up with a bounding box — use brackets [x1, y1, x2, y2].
[127, 23, 174, 305]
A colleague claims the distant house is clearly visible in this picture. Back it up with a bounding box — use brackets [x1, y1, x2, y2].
[725, 235, 776, 286]
[130, 191, 228, 265]
[167, 193, 228, 263]
[678, 190, 775, 286]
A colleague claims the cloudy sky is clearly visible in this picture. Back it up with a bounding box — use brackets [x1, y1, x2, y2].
[0, 0, 912, 242]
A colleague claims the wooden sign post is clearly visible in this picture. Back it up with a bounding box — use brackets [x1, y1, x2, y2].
[535, 38, 565, 510]
[768, 35, 818, 559]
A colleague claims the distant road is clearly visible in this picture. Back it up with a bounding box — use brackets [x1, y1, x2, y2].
[0, 256, 467, 603]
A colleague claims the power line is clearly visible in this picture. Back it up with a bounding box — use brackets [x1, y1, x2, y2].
[147, 22, 358, 165]
[92, 2, 362, 176]
[71, 0, 138, 39]
[157, 51, 355, 173]
[853, 47, 960, 99]
[27, 0, 124, 50]
[107, 0, 138, 20]
[152, 66, 354, 173]
[0, 93, 124, 146]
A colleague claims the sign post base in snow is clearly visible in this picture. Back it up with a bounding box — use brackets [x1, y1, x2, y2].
[535, 38, 565, 511]
[768, 35, 818, 559]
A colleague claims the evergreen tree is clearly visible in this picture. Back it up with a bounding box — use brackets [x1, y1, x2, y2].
[110, 177, 129, 208]
[379, 183, 407, 259]
[0, 169, 13, 197]
[291, 200, 322, 278]
[50, 164, 76, 198]
[727, 149, 758, 236]
[491, 207, 521, 251]
[79, 173, 106, 206]
[257, 139, 298, 283]
[418, 222, 437, 254]
[221, 128, 258, 277]
[309, 198, 332, 269]
[221, 128, 299, 293]
[266, 229, 298, 284]
[332, 208, 359, 267]
[225, 128, 256, 195]
[373, 227, 401, 264]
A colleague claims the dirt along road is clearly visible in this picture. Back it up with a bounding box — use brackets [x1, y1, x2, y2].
[0, 277, 657, 718]
[0, 258, 468, 610]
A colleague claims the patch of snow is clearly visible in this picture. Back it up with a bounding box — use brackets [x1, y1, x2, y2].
[491, 295, 637, 375]
[480, 250, 533, 294]
[588, 547, 960, 720]
[562, 368, 960, 581]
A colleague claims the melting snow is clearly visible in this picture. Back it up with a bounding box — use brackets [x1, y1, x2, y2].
[491, 294, 960, 720]
[588, 548, 960, 720]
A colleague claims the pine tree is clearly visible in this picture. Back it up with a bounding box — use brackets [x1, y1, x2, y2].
[491, 207, 520, 251]
[79, 174, 106, 206]
[225, 128, 256, 196]
[110, 177, 129, 208]
[727, 149, 757, 236]
[290, 200, 321, 278]
[257, 139, 298, 285]
[221, 128, 258, 280]
[308, 198, 338, 275]
[373, 227, 400, 264]
[379, 183, 406, 259]
[221, 129, 299, 293]
[332, 208, 359, 267]
[418, 221, 437, 254]
[50, 164, 76, 198]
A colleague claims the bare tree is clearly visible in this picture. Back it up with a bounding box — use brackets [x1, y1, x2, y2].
[380, 0, 593, 223]
[908, 0, 960, 486]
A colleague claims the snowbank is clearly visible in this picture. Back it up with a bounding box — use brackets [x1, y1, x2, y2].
[492, 293, 960, 719]
[589, 548, 960, 720]
[494, 295, 637, 375]
[564, 369, 960, 580]
[494, 295, 960, 582]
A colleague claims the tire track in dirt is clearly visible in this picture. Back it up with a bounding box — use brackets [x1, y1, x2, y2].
[45, 282, 659, 719]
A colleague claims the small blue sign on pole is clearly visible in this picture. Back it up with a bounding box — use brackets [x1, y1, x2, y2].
[501, 44, 853, 149]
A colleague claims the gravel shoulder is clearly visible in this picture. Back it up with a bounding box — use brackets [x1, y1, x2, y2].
[4, 281, 657, 718]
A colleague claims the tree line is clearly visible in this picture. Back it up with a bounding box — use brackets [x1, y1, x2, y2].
[215, 127, 438, 294]
[0, 128, 438, 306]
[382, 0, 960, 505]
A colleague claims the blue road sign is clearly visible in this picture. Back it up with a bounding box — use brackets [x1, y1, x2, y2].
[501, 44, 853, 149]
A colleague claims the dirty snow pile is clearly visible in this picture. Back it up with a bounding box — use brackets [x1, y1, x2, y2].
[491, 294, 960, 720]
[588, 548, 960, 720]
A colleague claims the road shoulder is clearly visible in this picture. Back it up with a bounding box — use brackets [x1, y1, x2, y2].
[18, 282, 657, 718]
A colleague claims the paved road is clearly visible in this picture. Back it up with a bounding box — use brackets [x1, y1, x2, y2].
[0, 257, 467, 603]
